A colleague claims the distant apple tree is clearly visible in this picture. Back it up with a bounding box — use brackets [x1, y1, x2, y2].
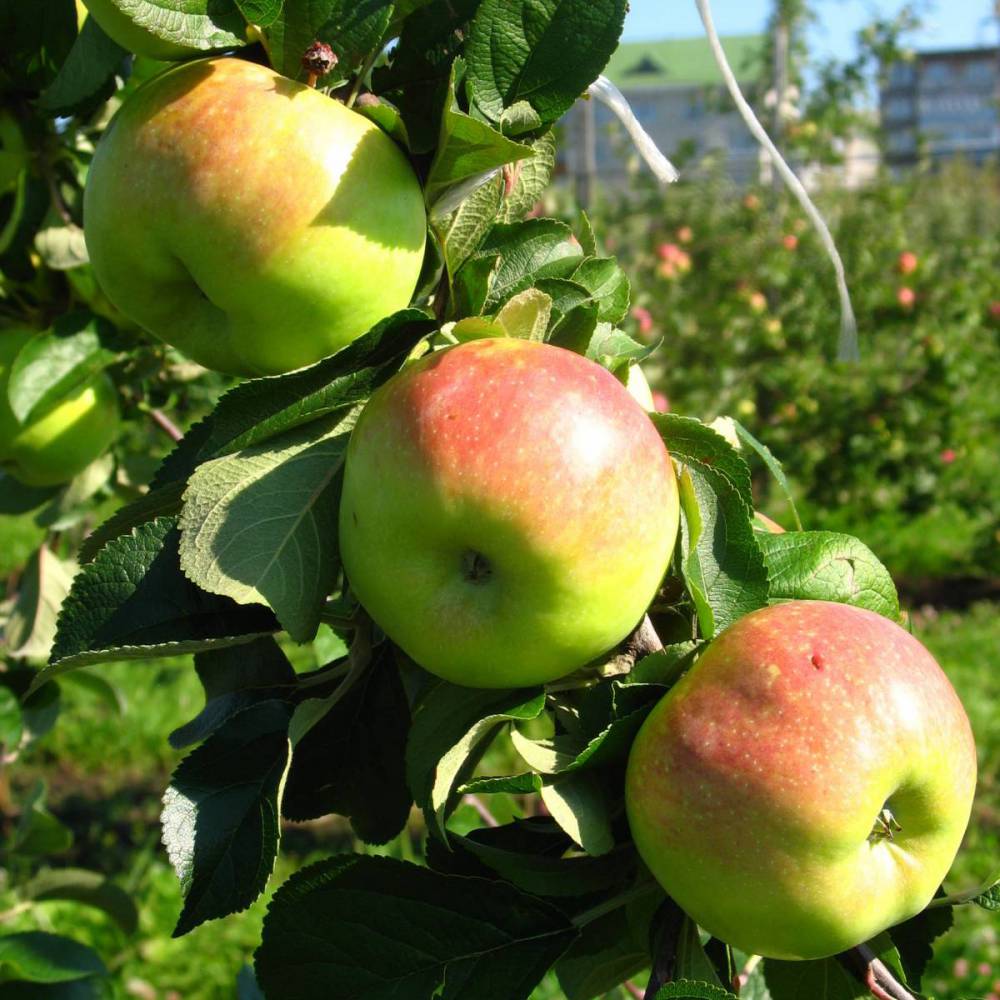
[0, 1, 995, 999]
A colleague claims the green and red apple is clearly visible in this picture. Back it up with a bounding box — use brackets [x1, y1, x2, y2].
[626, 600, 977, 960]
[0, 329, 120, 487]
[339, 338, 680, 688]
[84, 57, 426, 377]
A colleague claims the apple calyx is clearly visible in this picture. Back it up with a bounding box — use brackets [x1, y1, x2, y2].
[302, 41, 338, 87]
[869, 806, 903, 844]
[461, 550, 493, 585]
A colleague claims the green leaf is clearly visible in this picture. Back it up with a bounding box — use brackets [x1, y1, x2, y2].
[585, 324, 655, 373]
[653, 983, 738, 1000]
[40, 518, 277, 684]
[540, 770, 614, 856]
[353, 93, 410, 148]
[0, 472, 58, 515]
[888, 904, 953, 990]
[460, 772, 543, 795]
[11, 781, 73, 857]
[33, 224, 90, 270]
[254, 854, 578, 999]
[38, 15, 126, 116]
[0, 0, 77, 94]
[4, 546, 76, 661]
[729, 419, 802, 531]
[0, 932, 105, 985]
[425, 58, 533, 213]
[0, 669, 61, 748]
[758, 531, 900, 621]
[466, 219, 583, 313]
[179, 410, 351, 643]
[23, 868, 139, 935]
[763, 958, 866, 1000]
[88, 0, 246, 52]
[573, 258, 631, 324]
[35, 454, 115, 533]
[405, 680, 545, 842]
[78, 480, 185, 563]
[625, 641, 701, 687]
[676, 917, 723, 986]
[60, 670, 125, 715]
[656, 414, 768, 639]
[499, 131, 556, 223]
[494, 288, 552, 340]
[7, 313, 117, 423]
[169, 637, 296, 749]
[282, 644, 412, 844]
[435, 171, 504, 280]
[0, 687, 22, 752]
[466, 0, 627, 126]
[162, 700, 291, 936]
[266, 0, 394, 82]
[235, 0, 283, 27]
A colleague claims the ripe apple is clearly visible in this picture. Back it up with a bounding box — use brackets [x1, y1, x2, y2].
[339, 338, 680, 688]
[80, 0, 240, 61]
[84, 57, 427, 377]
[0, 329, 121, 487]
[625, 600, 977, 960]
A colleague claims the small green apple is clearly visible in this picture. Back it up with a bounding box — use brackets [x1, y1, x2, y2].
[626, 600, 977, 960]
[80, 0, 241, 60]
[84, 57, 427, 377]
[0, 329, 121, 487]
[339, 338, 680, 688]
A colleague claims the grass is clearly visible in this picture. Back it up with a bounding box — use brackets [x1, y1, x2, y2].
[3, 595, 997, 998]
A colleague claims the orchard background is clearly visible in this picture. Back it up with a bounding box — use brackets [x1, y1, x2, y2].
[1, 0, 998, 998]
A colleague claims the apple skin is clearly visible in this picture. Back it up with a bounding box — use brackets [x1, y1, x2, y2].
[81, 0, 238, 60]
[84, 57, 427, 377]
[625, 600, 977, 960]
[0, 329, 121, 487]
[339, 338, 680, 688]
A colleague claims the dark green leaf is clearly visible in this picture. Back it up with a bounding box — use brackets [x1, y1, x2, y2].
[466, 0, 627, 126]
[763, 957, 866, 1000]
[653, 983, 737, 1000]
[38, 15, 126, 116]
[162, 700, 292, 936]
[0, 472, 59, 515]
[0, 932, 105, 984]
[758, 531, 900, 621]
[0, 687, 23, 752]
[460, 772, 543, 795]
[78, 480, 185, 563]
[406, 680, 545, 841]
[729, 419, 802, 531]
[235, 0, 283, 27]
[89, 0, 246, 52]
[254, 854, 578, 999]
[585, 324, 655, 372]
[573, 258, 630, 324]
[282, 645, 412, 844]
[499, 131, 556, 222]
[39, 518, 277, 685]
[540, 770, 614, 855]
[888, 904, 953, 990]
[12, 781, 73, 857]
[23, 869, 138, 935]
[0, 0, 77, 94]
[435, 171, 505, 280]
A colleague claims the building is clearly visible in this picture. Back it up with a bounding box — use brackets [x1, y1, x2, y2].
[881, 47, 1000, 165]
[560, 35, 766, 194]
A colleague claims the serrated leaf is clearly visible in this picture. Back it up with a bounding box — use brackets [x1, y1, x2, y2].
[572, 258, 630, 324]
[38, 16, 126, 116]
[406, 680, 545, 842]
[656, 414, 768, 639]
[425, 58, 533, 212]
[91, 0, 246, 52]
[624, 641, 701, 687]
[0, 932, 106, 985]
[759, 531, 900, 621]
[434, 171, 503, 280]
[7, 314, 117, 423]
[466, 0, 627, 126]
[653, 983, 738, 1000]
[40, 518, 277, 684]
[235, 0, 283, 27]
[282, 644, 412, 844]
[585, 324, 655, 373]
[78, 480, 185, 563]
[499, 130, 556, 222]
[729, 419, 802, 531]
[254, 854, 578, 999]
[22, 869, 138, 935]
[460, 772, 543, 795]
[540, 770, 613, 856]
[179, 410, 350, 642]
[4, 546, 76, 661]
[162, 700, 291, 936]
[495, 288, 552, 340]
[169, 637, 296, 749]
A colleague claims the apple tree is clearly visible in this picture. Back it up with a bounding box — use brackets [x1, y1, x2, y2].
[2, 1, 996, 998]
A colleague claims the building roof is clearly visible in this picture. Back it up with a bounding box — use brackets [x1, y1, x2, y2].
[603, 35, 764, 89]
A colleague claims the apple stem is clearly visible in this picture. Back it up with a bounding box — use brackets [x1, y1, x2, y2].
[306, 71, 319, 88]
[838, 943, 917, 1000]
[462, 794, 499, 827]
[148, 408, 183, 443]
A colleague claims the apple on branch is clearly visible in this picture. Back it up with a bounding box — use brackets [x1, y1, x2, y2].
[84, 57, 427, 377]
[339, 338, 680, 688]
[626, 600, 977, 960]
[0, 329, 120, 487]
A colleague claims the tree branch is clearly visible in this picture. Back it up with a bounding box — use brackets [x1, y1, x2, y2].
[147, 408, 183, 442]
[838, 943, 917, 1000]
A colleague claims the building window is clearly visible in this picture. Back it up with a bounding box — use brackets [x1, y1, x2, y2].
[888, 61, 916, 87]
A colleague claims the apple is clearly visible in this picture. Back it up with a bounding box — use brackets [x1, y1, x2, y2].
[625, 600, 977, 960]
[80, 0, 239, 61]
[0, 329, 121, 487]
[339, 338, 680, 688]
[84, 57, 427, 377]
